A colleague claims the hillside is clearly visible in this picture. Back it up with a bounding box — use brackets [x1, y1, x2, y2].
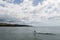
[0, 23, 32, 27]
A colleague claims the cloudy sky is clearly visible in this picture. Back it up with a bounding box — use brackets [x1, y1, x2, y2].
[0, 0, 60, 26]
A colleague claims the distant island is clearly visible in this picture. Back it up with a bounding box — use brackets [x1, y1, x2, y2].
[0, 23, 32, 27]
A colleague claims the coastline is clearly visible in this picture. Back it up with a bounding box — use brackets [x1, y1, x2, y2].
[0, 23, 32, 27]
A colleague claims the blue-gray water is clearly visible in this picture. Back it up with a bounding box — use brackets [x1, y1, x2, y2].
[34, 27, 60, 33]
[0, 27, 60, 40]
[0, 27, 33, 40]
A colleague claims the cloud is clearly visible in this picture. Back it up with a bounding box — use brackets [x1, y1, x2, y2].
[0, 0, 60, 26]
[32, 0, 45, 6]
[2, 0, 24, 4]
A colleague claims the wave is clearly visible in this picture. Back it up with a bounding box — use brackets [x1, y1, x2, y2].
[37, 33, 56, 35]
[33, 31, 56, 35]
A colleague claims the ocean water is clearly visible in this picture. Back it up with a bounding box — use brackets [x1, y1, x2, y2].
[0, 27, 60, 40]
[33, 27, 60, 40]
[34, 27, 60, 33]
[33, 33, 60, 40]
[0, 27, 33, 40]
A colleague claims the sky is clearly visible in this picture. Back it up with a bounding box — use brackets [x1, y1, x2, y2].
[0, 0, 60, 26]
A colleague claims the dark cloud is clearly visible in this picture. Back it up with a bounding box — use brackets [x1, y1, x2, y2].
[0, 4, 5, 7]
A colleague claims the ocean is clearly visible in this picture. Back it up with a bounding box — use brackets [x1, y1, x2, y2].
[0, 27, 60, 40]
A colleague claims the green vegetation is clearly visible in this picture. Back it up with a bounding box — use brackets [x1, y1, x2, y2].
[0, 23, 32, 27]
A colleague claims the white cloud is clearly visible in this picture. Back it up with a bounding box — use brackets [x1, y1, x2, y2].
[0, 0, 60, 26]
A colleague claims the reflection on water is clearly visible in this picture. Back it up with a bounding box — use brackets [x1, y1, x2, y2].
[0, 27, 60, 40]
[33, 31, 60, 40]
[0, 27, 33, 40]
[33, 30, 42, 40]
[33, 27, 60, 40]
